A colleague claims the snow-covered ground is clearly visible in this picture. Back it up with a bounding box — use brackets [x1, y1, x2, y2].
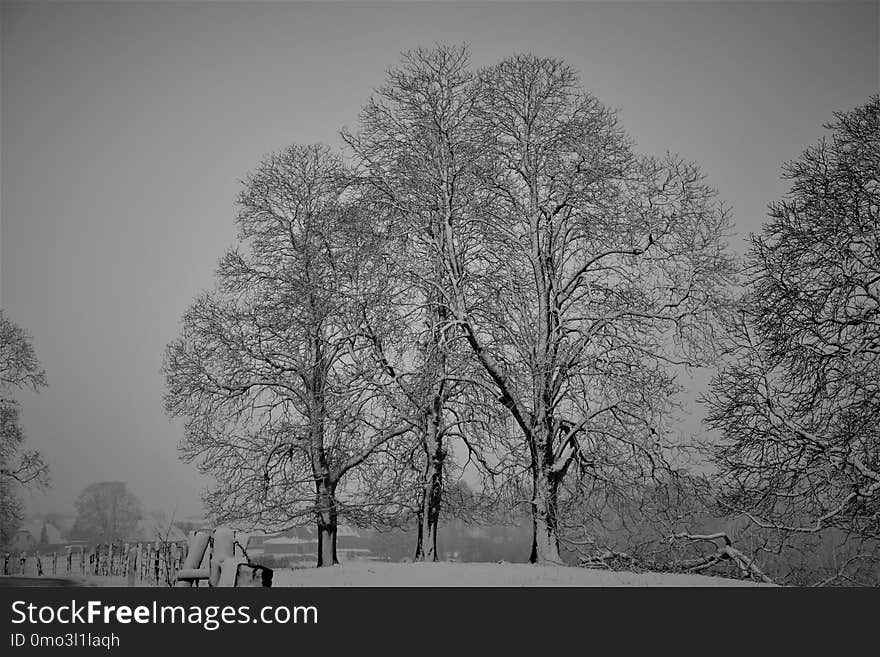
[2, 562, 773, 587]
[272, 561, 773, 587]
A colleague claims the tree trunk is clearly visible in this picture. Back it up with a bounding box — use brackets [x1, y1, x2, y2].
[416, 451, 443, 562]
[317, 524, 337, 567]
[315, 479, 338, 567]
[529, 456, 563, 565]
[414, 507, 425, 561]
[415, 411, 444, 562]
[529, 513, 538, 563]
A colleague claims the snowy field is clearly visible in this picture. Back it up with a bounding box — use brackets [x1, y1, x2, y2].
[2, 562, 774, 587]
[272, 562, 773, 587]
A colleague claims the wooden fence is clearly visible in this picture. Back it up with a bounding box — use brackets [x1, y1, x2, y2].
[2, 540, 189, 586]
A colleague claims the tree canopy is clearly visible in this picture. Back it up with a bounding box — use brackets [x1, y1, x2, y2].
[70, 481, 143, 544]
[706, 95, 880, 580]
[0, 310, 49, 548]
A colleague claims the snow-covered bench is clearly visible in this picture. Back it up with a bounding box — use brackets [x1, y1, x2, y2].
[174, 528, 271, 587]
[174, 530, 212, 586]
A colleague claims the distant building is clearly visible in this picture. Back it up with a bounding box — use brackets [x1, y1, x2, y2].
[9, 529, 37, 553]
[137, 517, 189, 543]
[7, 520, 65, 552]
[248, 526, 376, 564]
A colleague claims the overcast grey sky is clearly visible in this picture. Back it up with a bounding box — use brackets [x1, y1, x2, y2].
[2, 1, 877, 517]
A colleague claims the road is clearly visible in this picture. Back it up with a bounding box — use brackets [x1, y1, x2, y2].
[0, 576, 81, 587]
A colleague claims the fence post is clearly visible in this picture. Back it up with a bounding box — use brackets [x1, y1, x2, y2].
[52, 551, 57, 575]
[35, 552, 43, 576]
[19, 552, 26, 575]
[172, 542, 181, 580]
[126, 546, 137, 586]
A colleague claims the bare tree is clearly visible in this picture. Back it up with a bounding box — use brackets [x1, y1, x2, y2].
[166, 49, 735, 569]
[164, 144, 411, 566]
[70, 481, 142, 544]
[0, 311, 49, 546]
[419, 54, 736, 563]
[705, 95, 880, 572]
[344, 45, 490, 560]
[0, 479, 24, 548]
[346, 49, 735, 564]
[0, 310, 48, 488]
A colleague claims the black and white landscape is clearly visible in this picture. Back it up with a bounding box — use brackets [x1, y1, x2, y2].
[1, 1, 878, 587]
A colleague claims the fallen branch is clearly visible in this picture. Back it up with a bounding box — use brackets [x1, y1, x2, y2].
[672, 532, 774, 584]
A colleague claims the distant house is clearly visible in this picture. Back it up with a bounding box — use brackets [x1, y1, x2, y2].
[262, 535, 314, 558]
[36, 521, 64, 546]
[249, 525, 376, 563]
[7, 520, 65, 553]
[9, 529, 37, 553]
[137, 517, 189, 544]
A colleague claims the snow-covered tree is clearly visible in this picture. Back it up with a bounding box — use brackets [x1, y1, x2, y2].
[436, 54, 736, 563]
[706, 95, 880, 564]
[0, 310, 49, 546]
[344, 45, 492, 560]
[0, 310, 48, 489]
[164, 144, 412, 566]
[345, 48, 736, 564]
